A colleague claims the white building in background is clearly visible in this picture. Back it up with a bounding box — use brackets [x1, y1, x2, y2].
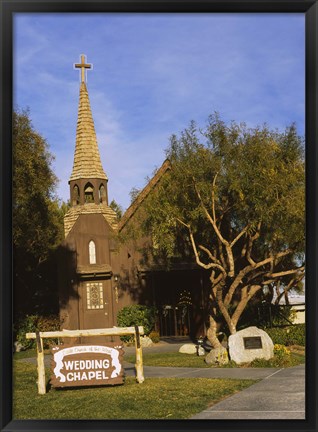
[288, 295, 305, 324]
[273, 294, 305, 324]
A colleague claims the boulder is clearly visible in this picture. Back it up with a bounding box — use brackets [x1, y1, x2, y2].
[205, 346, 229, 365]
[179, 343, 197, 354]
[140, 336, 153, 348]
[197, 345, 205, 356]
[14, 341, 25, 352]
[228, 326, 274, 364]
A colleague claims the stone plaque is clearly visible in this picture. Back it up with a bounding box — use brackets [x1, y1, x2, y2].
[228, 326, 274, 364]
[51, 343, 124, 388]
[243, 336, 263, 350]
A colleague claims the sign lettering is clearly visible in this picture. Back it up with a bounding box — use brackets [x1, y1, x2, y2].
[243, 336, 263, 350]
[51, 343, 124, 387]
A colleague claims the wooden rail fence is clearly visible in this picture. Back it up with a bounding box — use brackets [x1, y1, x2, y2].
[26, 326, 145, 394]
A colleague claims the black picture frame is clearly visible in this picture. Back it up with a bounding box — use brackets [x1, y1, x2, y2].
[1, 1, 317, 432]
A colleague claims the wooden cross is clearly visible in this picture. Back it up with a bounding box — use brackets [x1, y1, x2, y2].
[74, 54, 92, 83]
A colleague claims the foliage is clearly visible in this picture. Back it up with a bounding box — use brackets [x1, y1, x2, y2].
[250, 349, 303, 368]
[149, 331, 160, 343]
[14, 314, 60, 350]
[265, 324, 305, 346]
[274, 343, 290, 359]
[109, 199, 123, 220]
[129, 187, 141, 203]
[13, 361, 255, 419]
[117, 305, 156, 342]
[13, 109, 65, 317]
[139, 113, 305, 345]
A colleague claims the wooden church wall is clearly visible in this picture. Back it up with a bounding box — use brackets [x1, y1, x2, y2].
[59, 213, 116, 335]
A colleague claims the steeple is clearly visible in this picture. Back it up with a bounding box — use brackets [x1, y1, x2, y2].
[69, 54, 108, 206]
[69, 81, 107, 182]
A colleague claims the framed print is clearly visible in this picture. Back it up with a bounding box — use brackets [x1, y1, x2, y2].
[1, 1, 317, 432]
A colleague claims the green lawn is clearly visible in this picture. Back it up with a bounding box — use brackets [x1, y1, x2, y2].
[13, 349, 51, 360]
[13, 361, 256, 420]
[125, 351, 305, 368]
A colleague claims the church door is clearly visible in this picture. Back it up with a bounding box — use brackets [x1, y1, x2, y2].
[79, 279, 114, 332]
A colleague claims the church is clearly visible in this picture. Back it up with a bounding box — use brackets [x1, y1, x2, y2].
[58, 55, 209, 340]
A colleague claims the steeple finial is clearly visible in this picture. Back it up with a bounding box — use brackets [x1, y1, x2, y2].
[74, 54, 92, 83]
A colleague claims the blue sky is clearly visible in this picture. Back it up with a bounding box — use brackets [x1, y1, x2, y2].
[14, 13, 305, 211]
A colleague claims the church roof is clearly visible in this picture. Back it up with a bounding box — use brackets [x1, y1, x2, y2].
[118, 159, 171, 232]
[64, 203, 118, 237]
[69, 82, 107, 182]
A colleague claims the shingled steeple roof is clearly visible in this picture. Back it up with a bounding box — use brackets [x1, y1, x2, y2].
[63, 55, 118, 237]
[69, 65, 107, 182]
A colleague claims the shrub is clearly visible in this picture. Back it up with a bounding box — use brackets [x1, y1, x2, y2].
[14, 314, 61, 350]
[265, 324, 305, 346]
[250, 344, 303, 368]
[149, 331, 160, 343]
[117, 305, 156, 342]
[274, 343, 291, 360]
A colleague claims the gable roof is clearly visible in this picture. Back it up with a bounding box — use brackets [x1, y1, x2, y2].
[64, 203, 118, 237]
[118, 159, 171, 232]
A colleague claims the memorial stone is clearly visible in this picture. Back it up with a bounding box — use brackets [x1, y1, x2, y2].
[228, 326, 274, 364]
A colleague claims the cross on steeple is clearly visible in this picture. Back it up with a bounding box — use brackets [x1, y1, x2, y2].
[74, 54, 92, 83]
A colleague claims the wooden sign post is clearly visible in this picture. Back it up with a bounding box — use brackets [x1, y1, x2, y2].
[26, 326, 145, 394]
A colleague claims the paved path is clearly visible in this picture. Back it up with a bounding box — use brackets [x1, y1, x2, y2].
[17, 338, 305, 420]
[190, 364, 305, 419]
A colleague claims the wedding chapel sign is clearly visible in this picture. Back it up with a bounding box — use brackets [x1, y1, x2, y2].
[51, 343, 124, 387]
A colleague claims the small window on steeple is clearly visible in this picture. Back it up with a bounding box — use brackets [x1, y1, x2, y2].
[84, 183, 94, 203]
[99, 184, 106, 204]
[89, 240, 96, 264]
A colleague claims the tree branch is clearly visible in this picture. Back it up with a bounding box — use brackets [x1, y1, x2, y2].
[224, 249, 292, 307]
[230, 224, 250, 247]
[264, 266, 305, 281]
[211, 172, 218, 223]
[192, 178, 235, 277]
[231, 285, 262, 327]
[198, 244, 221, 265]
[176, 218, 227, 275]
[245, 221, 261, 265]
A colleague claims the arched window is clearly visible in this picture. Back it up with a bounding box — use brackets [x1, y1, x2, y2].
[89, 240, 96, 264]
[72, 185, 80, 205]
[84, 183, 94, 203]
[99, 184, 106, 203]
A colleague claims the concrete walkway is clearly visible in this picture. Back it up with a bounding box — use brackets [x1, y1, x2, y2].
[17, 338, 305, 420]
[190, 364, 305, 419]
[125, 340, 305, 419]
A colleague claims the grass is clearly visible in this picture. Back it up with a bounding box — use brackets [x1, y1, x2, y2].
[13, 349, 51, 360]
[13, 361, 256, 420]
[126, 352, 211, 368]
[125, 349, 305, 368]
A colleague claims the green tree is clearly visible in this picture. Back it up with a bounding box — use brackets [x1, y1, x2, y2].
[13, 108, 64, 317]
[109, 199, 123, 220]
[140, 114, 305, 348]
